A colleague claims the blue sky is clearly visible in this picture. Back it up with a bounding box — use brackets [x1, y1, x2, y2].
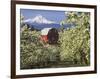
[20, 9, 66, 23]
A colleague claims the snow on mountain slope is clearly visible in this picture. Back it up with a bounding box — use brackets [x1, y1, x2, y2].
[23, 15, 55, 24]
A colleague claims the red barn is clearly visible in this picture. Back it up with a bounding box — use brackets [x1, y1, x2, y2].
[41, 28, 59, 44]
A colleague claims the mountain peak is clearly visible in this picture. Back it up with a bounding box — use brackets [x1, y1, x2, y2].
[24, 14, 55, 24]
[35, 14, 43, 19]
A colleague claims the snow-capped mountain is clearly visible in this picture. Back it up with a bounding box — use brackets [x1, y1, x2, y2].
[23, 15, 55, 24]
[22, 14, 73, 31]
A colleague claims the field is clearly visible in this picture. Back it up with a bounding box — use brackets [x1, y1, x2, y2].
[20, 12, 90, 69]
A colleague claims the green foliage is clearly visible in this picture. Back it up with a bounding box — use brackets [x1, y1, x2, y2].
[20, 26, 60, 69]
[20, 14, 24, 24]
[59, 12, 90, 65]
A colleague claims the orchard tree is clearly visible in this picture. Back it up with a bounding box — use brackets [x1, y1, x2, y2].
[59, 11, 90, 65]
[20, 25, 60, 69]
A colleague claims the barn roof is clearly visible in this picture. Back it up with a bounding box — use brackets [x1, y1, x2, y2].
[41, 28, 52, 35]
